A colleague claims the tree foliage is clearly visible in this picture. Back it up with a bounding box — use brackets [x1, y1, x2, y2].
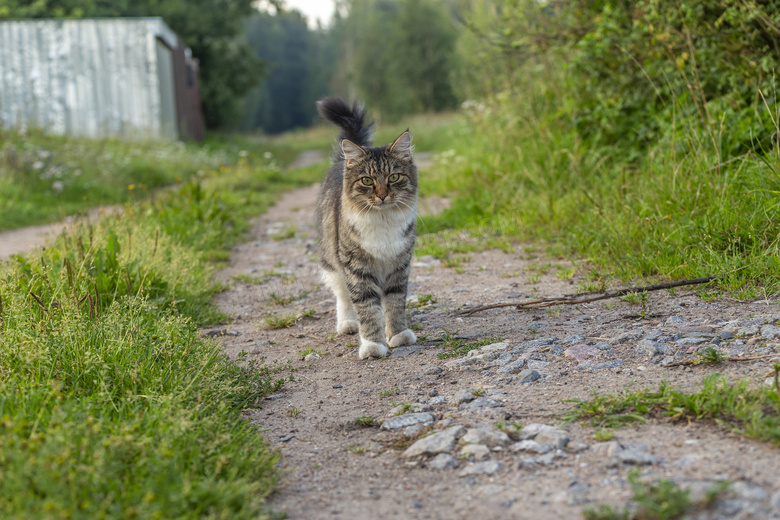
[461, 0, 780, 156]
[240, 9, 337, 133]
[336, 0, 461, 120]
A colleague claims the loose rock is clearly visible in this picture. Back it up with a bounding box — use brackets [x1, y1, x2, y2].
[428, 453, 458, 470]
[458, 460, 503, 477]
[461, 426, 511, 448]
[403, 425, 467, 458]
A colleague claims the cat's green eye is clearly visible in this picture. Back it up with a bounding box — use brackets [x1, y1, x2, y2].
[361, 177, 373, 186]
[388, 173, 400, 182]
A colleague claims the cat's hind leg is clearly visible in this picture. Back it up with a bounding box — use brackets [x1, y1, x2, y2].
[321, 270, 359, 334]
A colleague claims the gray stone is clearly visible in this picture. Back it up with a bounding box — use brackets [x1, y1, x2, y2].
[637, 339, 663, 356]
[511, 337, 558, 353]
[526, 352, 548, 361]
[615, 448, 661, 466]
[402, 425, 467, 458]
[675, 337, 709, 346]
[390, 346, 419, 358]
[718, 331, 735, 340]
[428, 396, 446, 405]
[444, 351, 498, 370]
[476, 342, 509, 353]
[567, 442, 589, 453]
[458, 460, 503, 477]
[731, 481, 768, 501]
[404, 424, 424, 437]
[517, 369, 541, 384]
[497, 359, 527, 374]
[518, 423, 558, 440]
[569, 482, 591, 505]
[526, 359, 551, 371]
[564, 344, 601, 361]
[666, 316, 685, 325]
[428, 453, 458, 470]
[460, 443, 491, 461]
[593, 342, 612, 351]
[461, 426, 511, 448]
[453, 389, 475, 404]
[510, 440, 554, 454]
[495, 352, 515, 365]
[534, 430, 570, 449]
[761, 325, 780, 340]
[550, 345, 566, 355]
[591, 441, 622, 457]
[381, 413, 435, 431]
[677, 480, 724, 504]
[609, 331, 642, 345]
[517, 457, 540, 469]
[562, 335, 586, 344]
[738, 325, 760, 336]
[304, 352, 321, 362]
[459, 397, 500, 412]
[538, 450, 567, 465]
[592, 360, 625, 370]
[422, 366, 443, 376]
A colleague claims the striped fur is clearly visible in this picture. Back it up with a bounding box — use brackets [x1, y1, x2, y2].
[315, 98, 418, 359]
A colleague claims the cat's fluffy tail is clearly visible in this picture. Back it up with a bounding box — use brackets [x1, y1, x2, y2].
[317, 97, 374, 155]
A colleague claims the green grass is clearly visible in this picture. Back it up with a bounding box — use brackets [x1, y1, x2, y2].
[0, 131, 321, 519]
[264, 311, 299, 329]
[583, 469, 728, 520]
[435, 330, 504, 359]
[563, 372, 780, 445]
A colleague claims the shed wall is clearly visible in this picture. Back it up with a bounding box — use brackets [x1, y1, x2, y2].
[0, 18, 180, 139]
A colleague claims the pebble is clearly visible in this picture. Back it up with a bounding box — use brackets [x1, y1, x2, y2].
[460, 443, 491, 461]
[636, 339, 663, 356]
[511, 337, 557, 353]
[497, 359, 526, 374]
[458, 460, 503, 477]
[428, 453, 458, 470]
[612, 448, 661, 466]
[517, 369, 541, 384]
[761, 325, 780, 340]
[453, 389, 476, 404]
[444, 351, 498, 370]
[510, 440, 554, 454]
[422, 366, 444, 375]
[563, 344, 600, 361]
[381, 413, 435, 431]
[304, 352, 321, 361]
[534, 430, 570, 449]
[461, 426, 511, 448]
[403, 425, 466, 458]
[518, 423, 558, 440]
[591, 360, 625, 370]
[593, 342, 612, 351]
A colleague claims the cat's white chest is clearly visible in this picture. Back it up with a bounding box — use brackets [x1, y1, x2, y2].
[347, 207, 415, 262]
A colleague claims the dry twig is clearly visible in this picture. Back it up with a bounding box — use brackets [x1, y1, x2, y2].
[455, 276, 718, 316]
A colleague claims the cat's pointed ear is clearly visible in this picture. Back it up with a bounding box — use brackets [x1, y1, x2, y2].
[389, 130, 413, 160]
[341, 139, 367, 166]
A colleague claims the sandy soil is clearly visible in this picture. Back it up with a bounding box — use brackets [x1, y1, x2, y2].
[211, 179, 780, 519]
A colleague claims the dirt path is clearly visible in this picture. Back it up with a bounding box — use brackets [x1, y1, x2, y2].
[212, 182, 780, 519]
[0, 206, 118, 260]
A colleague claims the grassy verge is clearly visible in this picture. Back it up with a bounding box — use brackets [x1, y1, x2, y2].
[0, 137, 319, 518]
[583, 469, 728, 520]
[562, 372, 780, 446]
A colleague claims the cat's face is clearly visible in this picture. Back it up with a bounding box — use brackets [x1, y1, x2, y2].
[341, 131, 417, 213]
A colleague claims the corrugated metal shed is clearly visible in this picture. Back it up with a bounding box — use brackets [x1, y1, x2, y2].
[0, 18, 203, 140]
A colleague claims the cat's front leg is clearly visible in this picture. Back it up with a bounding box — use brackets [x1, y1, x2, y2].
[383, 264, 417, 348]
[348, 281, 388, 359]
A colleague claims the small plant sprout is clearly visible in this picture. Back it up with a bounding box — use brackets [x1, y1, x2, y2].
[264, 311, 298, 329]
[592, 428, 615, 442]
[555, 267, 576, 281]
[546, 305, 563, 317]
[410, 293, 437, 309]
[621, 290, 649, 306]
[288, 407, 302, 417]
[697, 346, 728, 365]
[300, 346, 324, 359]
[348, 444, 369, 454]
[355, 416, 376, 428]
[380, 387, 400, 398]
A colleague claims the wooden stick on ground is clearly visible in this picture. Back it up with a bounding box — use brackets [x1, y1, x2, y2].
[664, 353, 780, 368]
[456, 276, 718, 316]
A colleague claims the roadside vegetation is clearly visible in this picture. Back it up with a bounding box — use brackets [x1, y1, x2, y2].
[0, 135, 317, 518]
[415, 0, 780, 298]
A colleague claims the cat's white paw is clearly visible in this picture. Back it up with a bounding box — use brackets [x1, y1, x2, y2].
[389, 329, 417, 348]
[337, 320, 359, 335]
[358, 339, 388, 359]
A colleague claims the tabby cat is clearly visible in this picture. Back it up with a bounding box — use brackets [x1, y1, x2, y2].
[315, 97, 418, 359]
